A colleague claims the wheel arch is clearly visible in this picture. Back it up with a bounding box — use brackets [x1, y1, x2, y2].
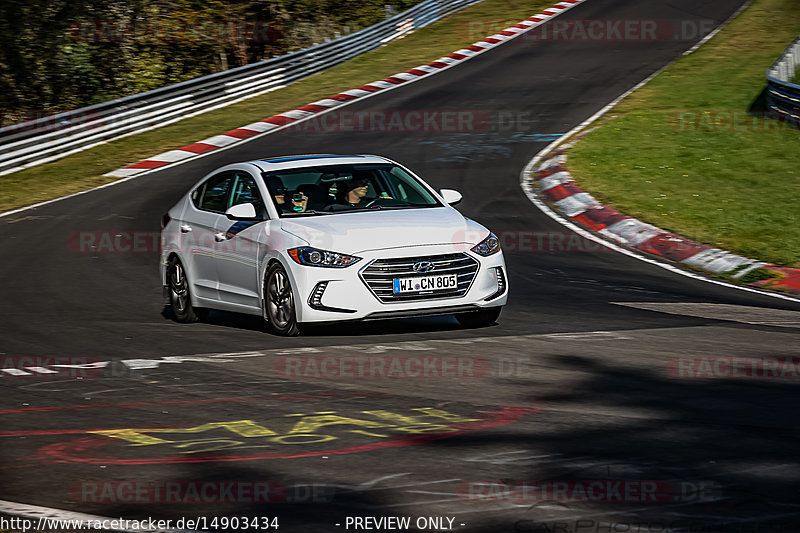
[261, 256, 302, 336]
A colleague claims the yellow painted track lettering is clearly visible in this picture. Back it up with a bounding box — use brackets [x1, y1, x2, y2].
[89, 420, 277, 445]
[288, 415, 389, 434]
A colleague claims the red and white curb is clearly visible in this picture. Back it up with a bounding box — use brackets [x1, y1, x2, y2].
[527, 134, 800, 296]
[516, 0, 800, 300]
[105, 0, 586, 178]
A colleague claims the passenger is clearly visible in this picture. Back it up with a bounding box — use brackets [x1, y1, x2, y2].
[284, 190, 309, 212]
[295, 184, 319, 211]
[265, 175, 308, 213]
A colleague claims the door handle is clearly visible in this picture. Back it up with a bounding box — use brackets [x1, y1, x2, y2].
[214, 232, 227, 242]
[180, 224, 192, 233]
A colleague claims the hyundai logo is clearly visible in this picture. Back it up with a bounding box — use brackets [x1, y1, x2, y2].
[412, 261, 435, 273]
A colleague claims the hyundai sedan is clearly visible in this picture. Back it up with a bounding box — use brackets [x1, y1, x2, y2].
[160, 154, 507, 336]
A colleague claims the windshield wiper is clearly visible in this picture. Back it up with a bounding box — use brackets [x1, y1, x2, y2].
[346, 205, 385, 212]
[281, 210, 332, 217]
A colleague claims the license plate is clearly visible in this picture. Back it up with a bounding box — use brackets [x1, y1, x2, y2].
[392, 274, 458, 293]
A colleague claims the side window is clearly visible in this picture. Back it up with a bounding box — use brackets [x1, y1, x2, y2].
[228, 172, 264, 211]
[197, 172, 233, 213]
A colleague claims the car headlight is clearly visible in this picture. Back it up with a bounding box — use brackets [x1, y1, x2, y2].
[471, 231, 501, 257]
[288, 246, 361, 268]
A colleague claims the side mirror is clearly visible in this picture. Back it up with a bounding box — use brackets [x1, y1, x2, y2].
[440, 189, 463, 206]
[225, 202, 258, 220]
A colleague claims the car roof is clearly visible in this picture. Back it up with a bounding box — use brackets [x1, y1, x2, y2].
[250, 154, 390, 172]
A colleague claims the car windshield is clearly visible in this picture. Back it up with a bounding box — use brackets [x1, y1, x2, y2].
[262, 163, 442, 217]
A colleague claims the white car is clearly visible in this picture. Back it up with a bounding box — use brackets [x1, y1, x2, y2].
[160, 154, 507, 336]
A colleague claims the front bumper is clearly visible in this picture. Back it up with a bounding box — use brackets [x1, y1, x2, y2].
[283, 243, 507, 323]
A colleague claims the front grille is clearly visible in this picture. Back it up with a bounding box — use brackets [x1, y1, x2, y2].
[360, 253, 479, 303]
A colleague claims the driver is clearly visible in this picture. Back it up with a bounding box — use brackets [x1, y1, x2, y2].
[340, 177, 370, 206]
[329, 177, 393, 209]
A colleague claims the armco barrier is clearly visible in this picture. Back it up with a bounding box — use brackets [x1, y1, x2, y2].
[766, 35, 800, 126]
[0, 0, 484, 177]
[106, 0, 585, 177]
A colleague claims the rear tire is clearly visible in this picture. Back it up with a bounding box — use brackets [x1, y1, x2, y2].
[455, 307, 501, 329]
[264, 263, 302, 337]
[167, 256, 207, 323]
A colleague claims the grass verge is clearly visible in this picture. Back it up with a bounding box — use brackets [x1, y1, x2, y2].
[567, 0, 800, 268]
[1, 0, 553, 213]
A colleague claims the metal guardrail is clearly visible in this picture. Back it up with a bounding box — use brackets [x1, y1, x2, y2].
[0, 0, 484, 176]
[766, 35, 800, 127]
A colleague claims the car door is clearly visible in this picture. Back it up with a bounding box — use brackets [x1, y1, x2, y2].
[214, 170, 268, 308]
[182, 171, 233, 301]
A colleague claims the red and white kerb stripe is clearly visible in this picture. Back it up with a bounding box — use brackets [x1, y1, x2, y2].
[532, 145, 800, 295]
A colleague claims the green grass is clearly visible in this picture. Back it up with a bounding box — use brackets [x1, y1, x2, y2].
[0, 0, 552, 213]
[567, 0, 800, 268]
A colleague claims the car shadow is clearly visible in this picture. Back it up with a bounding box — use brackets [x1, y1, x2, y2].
[161, 304, 491, 336]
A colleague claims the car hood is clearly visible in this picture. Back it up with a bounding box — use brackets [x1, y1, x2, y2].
[280, 207, 487, 254]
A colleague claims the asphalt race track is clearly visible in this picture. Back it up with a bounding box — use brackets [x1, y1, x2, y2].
[3, 0, 800, 531]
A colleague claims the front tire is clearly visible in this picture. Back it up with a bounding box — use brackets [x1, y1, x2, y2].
[167, 256, 207, 323]
[455, 307, 501, 329]
[264, 262, 302, 336]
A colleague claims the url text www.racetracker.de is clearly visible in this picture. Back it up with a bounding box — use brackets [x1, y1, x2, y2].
[0, 515, 280, 532]
[0, 515, 466, 532]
